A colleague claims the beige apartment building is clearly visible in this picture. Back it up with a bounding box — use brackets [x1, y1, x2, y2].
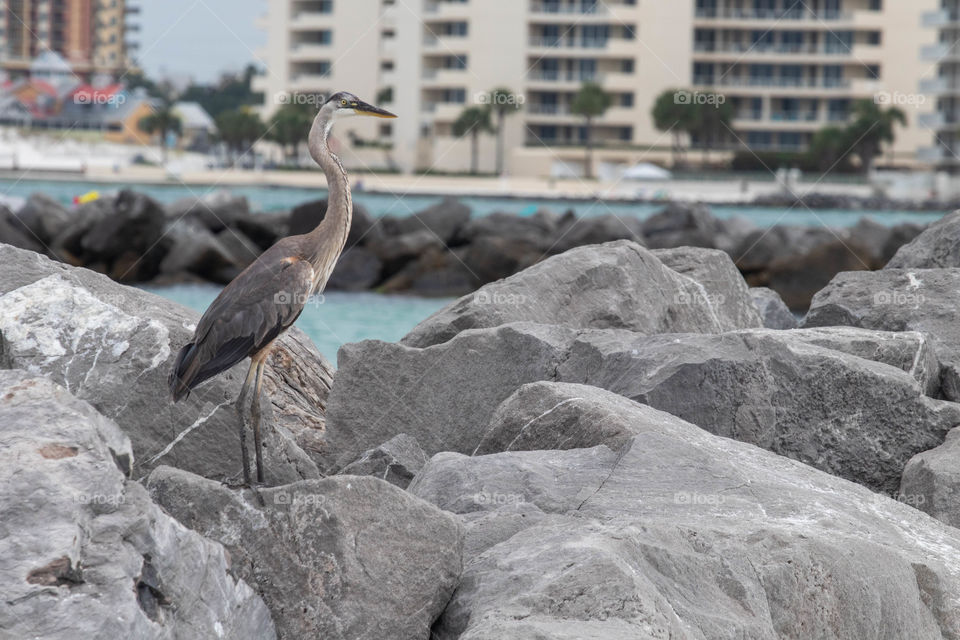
[920, 0, 960, 169]
[0, 0, 136, 79]
[255, 0, 940, 177]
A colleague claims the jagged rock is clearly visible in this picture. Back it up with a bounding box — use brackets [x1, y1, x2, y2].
[324, 323, 574, 472]
[368, 229, 445, 271]
[0, 205, 44, 254]
[901, 427, 960, 529]
[13, 192, 70, 243]
[886, 210, 960, 268]
[327, 246, 382, 291]
[339, 433, 428, 488]
[766, 238, 873, 310]
[734, 225, 837, 273]
[458, 211, 556, 250]
[402, 241, 748, 349]
[750, 286, 798, 329]
[557, 327, 958, 493]
[382, 197, 470, 243]
[551, 213, 645, 252]
[379, 247, 478, 296]
[804, 267, 960, 401]
[0, 370, 275, 639]
[147, 466, 462, 640]
[159, 219, 244, 283]
[460, 235, 543, 284]
[652, 246, 763, 330]
[166, 189, 251, 232]
[411, 382, 960, 639]
[640, 202, 726, 249]
[0, 244, 331, 485]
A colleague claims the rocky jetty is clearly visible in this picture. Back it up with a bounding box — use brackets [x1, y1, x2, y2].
[0, 189, 934, 309]
[6, 201, 960, 637]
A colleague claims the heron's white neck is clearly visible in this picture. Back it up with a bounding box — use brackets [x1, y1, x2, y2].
[305, 110, 353, 271]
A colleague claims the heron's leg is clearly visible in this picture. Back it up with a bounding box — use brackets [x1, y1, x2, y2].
[251, 356, 267, 484]
[235, 360, 257, 486]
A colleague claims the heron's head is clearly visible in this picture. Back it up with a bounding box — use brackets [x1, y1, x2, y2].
[321, 91, 397, 120]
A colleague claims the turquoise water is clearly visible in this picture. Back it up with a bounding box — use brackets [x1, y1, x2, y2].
[143, 284, 452, 365]
[0, 177, 948, 228]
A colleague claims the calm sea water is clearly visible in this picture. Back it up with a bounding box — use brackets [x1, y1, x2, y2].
[0, 177, 949, 228]
[142, 285, 452, 365]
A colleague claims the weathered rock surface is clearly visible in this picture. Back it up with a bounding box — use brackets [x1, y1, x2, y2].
[411, 383, 960, 639]
[804, 267, 960, 401]
[652, 246, 763, 330]
[327, 246, 382, 291]
[402, 241, 751, 349]
[339, 433, 428, 489]
[558, 327, 958, 492]
[901, 427, 960, 529]
[383, 196, 470, 243]
[147, 466, 463, 640]
[325, 323, 574, 472]
[750, 286, 798, 329]
[0, 370, 275, 639]
[13, 192, 70, 244]
[886, 210, 960, 268]
[0, 244, 331, 484]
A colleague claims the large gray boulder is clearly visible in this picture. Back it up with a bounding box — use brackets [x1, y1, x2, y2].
[147, 466, 462, 640]
[383, 197, 470, 244]
[402, 241, 752, 348]
[652, 246, 763, 330]
[0, 244, 331, 484]
[886, 210, 960, 268]
[749, 286, 798, 329]
[328, 319, 947, 491]
[558, 327, 958, 493]
[411, 382, 960, 639]
[13, 192, 71, 244]
[804, 267, 960, 401]
[0, 370, 274, 639]
[325, 323, 574, 472]
[339, 433, 428, 489]
[901, 427, 960, 528]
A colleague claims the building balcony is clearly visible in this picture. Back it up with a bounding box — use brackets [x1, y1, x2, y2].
[421, 67, 469, 85]
[422, 34, 469, 51]
[694, 76, 878, 96]
[923, 9, 960, 28]
[290, 12, 335, 29]
[693, 42, 880, 62]
[289, 43, 333, 60]
[918, 76, 960, 94]
[918, 112, 946, 129]
[527, 70, 600, 84]
[918, 146, 947, 163]
[423, 1, 471, 18]
[922, 42, 956, 61]
[289, 73, 332, 92]
[693, 8, 883, 28]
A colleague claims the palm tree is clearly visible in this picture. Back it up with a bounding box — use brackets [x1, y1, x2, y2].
[216, 108, 267, 167]
[652, 89, 696, 168]
[844, 99, 906, 175]
[488, 87, 522, 175]
[808, 126, 852, 173]
[570, 82, 612, 179]
[691, 95, 733, 165]
[139, 98, 182, 165]
[268, 102, 313, 163]
[453, 105, 493, 174]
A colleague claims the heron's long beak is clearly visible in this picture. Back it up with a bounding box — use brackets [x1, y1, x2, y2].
[353, 100, 397, 119]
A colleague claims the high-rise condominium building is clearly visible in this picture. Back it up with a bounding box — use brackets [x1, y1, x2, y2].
[0, 0, 137, 79]
[255, 0, 938, 176]
[920, 0, 960, 169]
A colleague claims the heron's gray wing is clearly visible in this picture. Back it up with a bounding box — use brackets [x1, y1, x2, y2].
[174, 251, 315, 394]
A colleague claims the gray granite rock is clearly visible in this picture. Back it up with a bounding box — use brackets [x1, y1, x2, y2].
[0, 370, 275, 639]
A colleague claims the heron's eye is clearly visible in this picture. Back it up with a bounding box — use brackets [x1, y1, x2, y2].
[340, 99, 347, 106]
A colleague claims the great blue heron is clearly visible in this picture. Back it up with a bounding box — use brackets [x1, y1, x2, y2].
[168, 91, 396, 485]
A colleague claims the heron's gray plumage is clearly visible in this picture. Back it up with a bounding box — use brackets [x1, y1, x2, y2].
[166, 91, 396, 484]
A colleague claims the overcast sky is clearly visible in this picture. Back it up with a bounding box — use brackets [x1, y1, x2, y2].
[137, 0, 266, 83]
